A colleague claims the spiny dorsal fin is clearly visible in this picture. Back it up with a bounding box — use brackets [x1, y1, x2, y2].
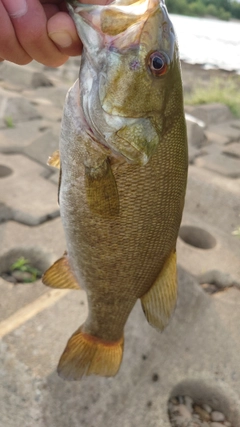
[141, 251, 177, 331]
[58, 327, 124, 380]
[42, 253, 80, 290]
[47, 150, 60, 169]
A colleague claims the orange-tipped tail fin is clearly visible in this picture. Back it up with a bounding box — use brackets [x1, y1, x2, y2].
[58, 328, 124, 380]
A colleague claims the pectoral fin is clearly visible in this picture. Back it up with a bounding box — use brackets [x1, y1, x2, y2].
[42, 253, 80, 290]
[141, 251, 177, 331]
[47, 150, 60, 169]
[85, 158, 119, 217]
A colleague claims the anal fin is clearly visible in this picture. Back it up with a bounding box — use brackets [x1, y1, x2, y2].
[42, 253, 80, 290]
[58, 327, 124, 380]
[141, 251, 177, 331]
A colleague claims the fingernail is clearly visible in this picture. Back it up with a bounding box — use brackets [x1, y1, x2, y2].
[3, 0, 28, 18]
[49, 32, 73, 48]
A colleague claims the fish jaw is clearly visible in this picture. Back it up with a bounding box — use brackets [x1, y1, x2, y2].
[67, 0, 178, 164]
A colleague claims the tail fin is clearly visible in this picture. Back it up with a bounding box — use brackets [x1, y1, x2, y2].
[57, 327, 124, 380]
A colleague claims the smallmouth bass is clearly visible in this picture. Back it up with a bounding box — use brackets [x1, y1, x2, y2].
[43, 0, 188, 380]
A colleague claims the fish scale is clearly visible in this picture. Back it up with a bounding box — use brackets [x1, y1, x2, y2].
[42, 0, 188, 380]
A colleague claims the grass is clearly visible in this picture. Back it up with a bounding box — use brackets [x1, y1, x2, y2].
[232, 227, 240, 238]
[4, 116, 14, 128]
[184, 76, 240, 117]
[10, 257, 41, 283]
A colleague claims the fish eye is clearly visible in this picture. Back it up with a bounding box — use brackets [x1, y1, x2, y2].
[148, 51, 169, 76]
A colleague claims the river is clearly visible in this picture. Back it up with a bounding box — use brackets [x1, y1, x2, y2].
[170, 14, 240, 73]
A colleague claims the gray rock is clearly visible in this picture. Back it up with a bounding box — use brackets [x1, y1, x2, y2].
[204, 130, 229, 146]
[184, 395, 194, 413]
[223, 142, 240, 159]
[206, 122, 240, 143]
[202, 403, 212, 413]
[11, 271, 37, 283]
[185, 103, 233, 126]
[211, 423, 226, 427]
[195, 151, 240, 178]
[194, 405, 211, 421]
[211, 411, 225, 422]
[176, 404, 192, 419]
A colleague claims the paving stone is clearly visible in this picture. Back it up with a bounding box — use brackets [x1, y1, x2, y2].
[22, 128, 60, 166]
[1, 62, 240, 427]
[223, 142, 240, 158]
[188, 145, 200, 164]
[205, 122, 240, 144]
[0, 61, 51, 89]
[48, 170, 60, 185]
[24, 86, 68, 108]
[31, 72, 53, 89]
[0, 88, 41, 128]
[1, 268, 240, 426]
[0, 120, 54, 153]
[0, 340, 44, 427]
[228, 119, 240, 130]
[195, 151, 240, 178]
[186, 114, 206, 148]
[204, 130, 230, 146]
[184, 103, 233, 126]
[0, 153, 59, 225]
[0, 202, 13, 222]
[0, 218, 65, 321]
[177, 166, 240, 284]
[34, 102, 63, 123]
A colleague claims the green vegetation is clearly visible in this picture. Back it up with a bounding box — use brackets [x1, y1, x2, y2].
[10, 257, 41, 283]
[232, 227, 240, 237]
[4, 116, 14, 128]
[167, 0, 240, 20]
[185, 76, 240, 117]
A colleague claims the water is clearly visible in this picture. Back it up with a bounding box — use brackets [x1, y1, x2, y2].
[170, 14, 240, 72]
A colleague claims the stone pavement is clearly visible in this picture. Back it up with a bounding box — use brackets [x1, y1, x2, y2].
[0, 60, 240, 427]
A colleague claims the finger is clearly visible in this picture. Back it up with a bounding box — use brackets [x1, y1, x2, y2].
[43, 3, 59, 19]
[48, 11, 82, 57]
[78, 0, 113, 3]
[3, 0, 69, 67]
[0, 1, 31, 64]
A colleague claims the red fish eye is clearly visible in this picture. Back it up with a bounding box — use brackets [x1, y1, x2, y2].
[148, 52, 169, 76]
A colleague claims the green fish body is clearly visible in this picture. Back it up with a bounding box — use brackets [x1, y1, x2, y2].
[43, 0, 188, 380]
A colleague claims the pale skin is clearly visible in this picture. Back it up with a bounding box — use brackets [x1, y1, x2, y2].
[0, 0, 110, 67]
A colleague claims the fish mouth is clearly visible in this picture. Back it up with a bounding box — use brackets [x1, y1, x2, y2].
[67, 0, 162, 50]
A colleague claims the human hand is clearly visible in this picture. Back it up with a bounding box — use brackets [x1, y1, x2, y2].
[0, 0, 108, 67]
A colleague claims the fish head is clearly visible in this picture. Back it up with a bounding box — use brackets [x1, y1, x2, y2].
[68, 0, 183, 164]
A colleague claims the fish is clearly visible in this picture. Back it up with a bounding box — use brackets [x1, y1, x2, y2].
[42, 0, 188, 380]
